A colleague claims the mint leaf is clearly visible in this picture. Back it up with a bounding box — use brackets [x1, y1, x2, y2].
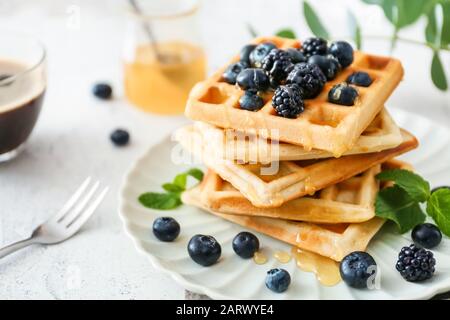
[431, 52, 448, 91]
[302, 1, 330, 40]
[162, 183, 184, 194]
[173, 173, 187, 189]
[138, 192, 182, 210]
[186, 168, 204, 181]
[426, 188, 450, 237]
[276, 29, 297, 39]
[376, 169, 430, 202]
[375, 185, 426, 233]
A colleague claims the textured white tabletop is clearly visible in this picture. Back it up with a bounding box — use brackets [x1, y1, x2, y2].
[0, 0, 448, 299]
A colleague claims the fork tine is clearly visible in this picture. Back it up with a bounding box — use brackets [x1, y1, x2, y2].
[50, 177, 92, 223]
[67, 187, 109, 231]
[59, 181, 100, 225]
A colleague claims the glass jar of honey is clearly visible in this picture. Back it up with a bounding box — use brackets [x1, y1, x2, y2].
[123, 0, 206, 115]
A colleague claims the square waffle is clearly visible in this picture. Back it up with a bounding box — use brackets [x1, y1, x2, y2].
[175, 108, 403, 164]
[184, 36, 404, 156]
[182, 158, 412, 261]
[176, 128, 418, 208]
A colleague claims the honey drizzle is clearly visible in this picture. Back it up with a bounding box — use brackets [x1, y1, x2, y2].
[253, 251, 268, 265]
[291, 247, 341, 286]
[274, 251, 291, 263]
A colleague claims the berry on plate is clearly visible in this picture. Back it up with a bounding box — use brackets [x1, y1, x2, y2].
[261, 49, 293, 85]
[92, 83, 113, 99]
[328, 83, 358, 106]
[347, 71, 373, 87]
[222, 61, 248, 85]
[329, 41, 354, 68]
[412, 223, 442, 249]
[249, 42, 277, 68]
[110, 129, 130, 146]
[232, 231, 260, 259]
[396, 244, 436, 282]
[265, 268, 291, 293]
[240, 44, 256, 65]
[187, 234, 221, 267]
[239, 90, 264, 111]
[286, 62, 326, 98]
[272, 84, 305, 118]
[152, 217, 180, 242]
[307, 54, 341, 80]
[340, 251, 377, 289]
[236, 68, 270, 91]
[301, 37, 328, 57]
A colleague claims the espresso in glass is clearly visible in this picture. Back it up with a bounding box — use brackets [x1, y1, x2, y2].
[0, 33, 46, 162]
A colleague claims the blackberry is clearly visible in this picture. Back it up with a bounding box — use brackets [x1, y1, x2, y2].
[286, 62, 326, 98]
[301, 37, 328, 57]
[272, 84, 304, 118]
[261, 49, 293, 85]
[222, 61, 248, 84]
[396, 244, 436, 282]
[239, 90, 264, 111]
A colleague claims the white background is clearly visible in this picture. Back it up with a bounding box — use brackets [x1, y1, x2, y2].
[0, 0, 448, 299]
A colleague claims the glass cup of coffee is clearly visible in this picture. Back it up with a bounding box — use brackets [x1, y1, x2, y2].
[0, 32, 46, 163]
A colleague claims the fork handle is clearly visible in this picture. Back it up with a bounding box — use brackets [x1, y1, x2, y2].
[0, 237, 36, 259]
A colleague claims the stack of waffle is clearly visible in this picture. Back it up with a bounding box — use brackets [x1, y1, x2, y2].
[176, 36, 418, 262]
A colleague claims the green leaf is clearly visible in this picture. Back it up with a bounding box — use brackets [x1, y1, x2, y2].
[303, 1, 330, 40]
[246, 23, 258, 38]
[376, 169, 430, 202]
[186, 168, 204, 181]
[138, 192, 182, 210]
[441, 2, 450, 46]
[376, 186, 427, 233]
[431, 52, 448, 91]
[425, 6, 437, 45]
[347, 10, 362, 50]
[395, 0, 428, 29]
[426, 188, 450, 237]
[162, 183, 184, 194]
[276, 28, 297, 39]
[173, 173, 187, 189]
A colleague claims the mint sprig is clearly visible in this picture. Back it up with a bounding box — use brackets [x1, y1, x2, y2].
[139, 168, 203, 210]
[375, 169, 450, 236]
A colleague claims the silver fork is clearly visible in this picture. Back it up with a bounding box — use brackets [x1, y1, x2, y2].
[0, 178, 108, 259]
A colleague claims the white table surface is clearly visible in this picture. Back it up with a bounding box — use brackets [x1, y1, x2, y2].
[0, 0, 448, 299]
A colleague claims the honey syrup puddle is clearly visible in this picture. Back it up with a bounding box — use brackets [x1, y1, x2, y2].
[253, 251, 268, 265]
[291, 247, 341, 286]
[273, 251, 291, 263]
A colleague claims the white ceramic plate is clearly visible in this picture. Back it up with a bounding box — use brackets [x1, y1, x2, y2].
[119, 108, 450, 300]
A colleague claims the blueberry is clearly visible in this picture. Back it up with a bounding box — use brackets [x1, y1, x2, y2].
[340, 251, 377, 288]
[265, 268, 291, 293]
[347, 72, 372, 87]
[239, 90, 264, 111]
[236, 68, 270, 91]
[431, 186, 450, 194]
[249, 42, 276, 68]
[240, 44, 257, 65]
[188, 234, 221, 267]
[329, 41, 354, 68]
[286, 48, 306, 64]
[110, 129, 130, 146]
[412, 223, 442, 249]
[232, 232, 260, 258]
[328, 83, 358, 106]
[307, 54, 341, 80]
[152, 217, 180, 242]
[93, 83, 113, 99]
[222, 61, 248, 84]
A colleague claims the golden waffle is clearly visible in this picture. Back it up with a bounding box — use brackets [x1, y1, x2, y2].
[185, 36, 404, 156]
[176, 108, 402, 164]
[182, 159, 412, 261]
[197, 165, 381, 224]
[177, 129, 418, 208]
